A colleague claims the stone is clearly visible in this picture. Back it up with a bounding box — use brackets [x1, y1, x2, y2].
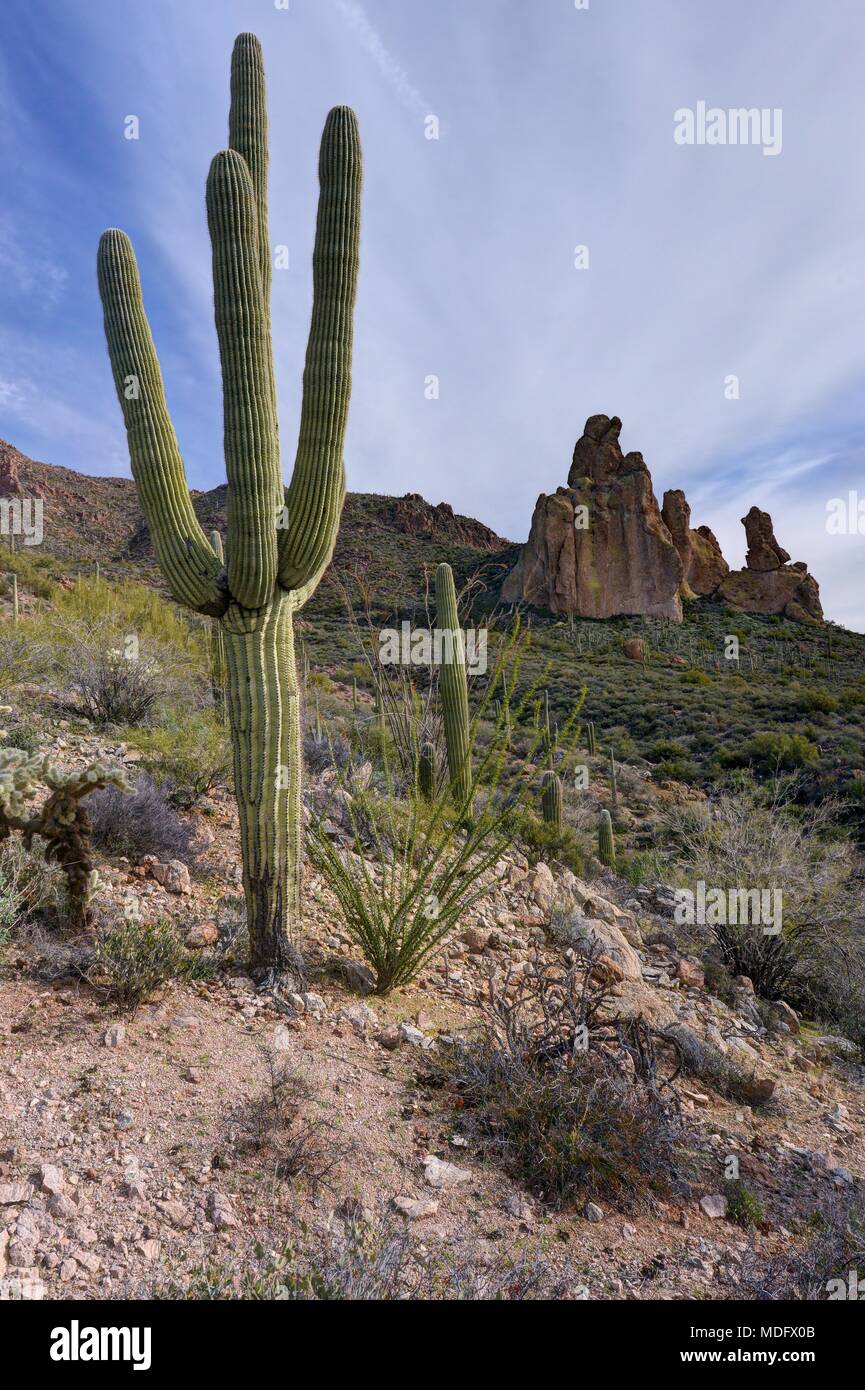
[676, 959, 705, 989]
[700, 1194, 728, 1220]
[207, 1192, 239, 1230]
[742, 506, 790, 571]
[661, 489, 729, 596]
[502, 415, 683, 621]
[584, 1202, 604, 1223]
[151, 860, 192, 895]
[461, 925, 491, 953]
[529, 861, 556, 913]
[185, 920, 218, 948]
[337, 1003, 378, 1036]
[156, 1200, 193, 1230]
[37, 1164, 65, 1197]
[768, 1000, 800, 1034]
[562, 916, 643, 982]
[423, 1155, 471, 1189]
[0, 1184, 33, 1206]
[376, 1026, 401, 1051]
[392, 1196, 439, 1220]
[397, 1022, 432, 1049]
[300, 993, 327, 1019]
[719, 508, 822, 621]
[623, 638, 644, 661]
[102, 1023, 126, 1048]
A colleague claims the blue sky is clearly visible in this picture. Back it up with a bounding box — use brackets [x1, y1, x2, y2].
[1, 0, 865, 627]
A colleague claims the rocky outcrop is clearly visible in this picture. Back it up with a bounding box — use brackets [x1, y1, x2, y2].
[719, 508, 822, 622]
[661, 489, 728, 596]
[502, 415, 684, 621]
[0, 441, 23, 496]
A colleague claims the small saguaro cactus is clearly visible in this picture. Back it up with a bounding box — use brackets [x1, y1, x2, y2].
[97, 33, 362, 984]
[352, 676, 358, 710]
[541, 769, 563, 828]
[609, 747, 618, 810]
[598, 808, 616, 868]
[10, 573, 18, 623]
[418, 741, 436, 800]
[208, 530, 227, 714]
[435, 562, 472, 806]
[587, 720, 597, 757]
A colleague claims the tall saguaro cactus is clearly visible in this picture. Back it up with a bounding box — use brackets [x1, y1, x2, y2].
[208, 530, 227, 715]
[97, 34, 362, 983]
[435, 562, 472, 806]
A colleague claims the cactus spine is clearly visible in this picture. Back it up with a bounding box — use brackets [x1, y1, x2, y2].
[598, 808, 616, 868]
[435, 562, 472, 806]
[418, 741, 436, 800]
[587, 720, 597, 757]
[97, 34, 361, 982]
[541, 770, 563, 828]
[208, 530, 227, 715]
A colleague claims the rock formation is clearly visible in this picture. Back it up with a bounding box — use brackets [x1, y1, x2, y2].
[502, 415, 685, 621]
[661, 489, 728, 596]
[719, 510, 822, 622]
[502, 418, 824, 626]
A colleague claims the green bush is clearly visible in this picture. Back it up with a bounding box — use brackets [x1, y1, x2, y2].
[126, 712, 232, 808]
[93, 917, 212, 1010]
[725, 1178, 765, 1228]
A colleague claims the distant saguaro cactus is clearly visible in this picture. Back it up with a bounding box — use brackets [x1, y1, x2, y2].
[609, 748, 618, 809]
[541, 770, 563, 828]
[418, 741, 436, 800]
[435, 562, 472, 806]
[598, 808, 616, 868]
[587, 720, 597, 757]
[97, 33, 362, 984]
[10, 573, 18, 623]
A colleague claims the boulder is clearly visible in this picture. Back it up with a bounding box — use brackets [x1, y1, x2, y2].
[564, 915, 643, 982]
[719, 507, 823, 621]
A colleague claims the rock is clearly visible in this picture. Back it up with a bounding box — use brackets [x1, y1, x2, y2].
[768, 1000, 800, 1034]
[397, 1022, 432, 1049]
[676, 959, 705, 989]
[461, 925, 491, 953]
[700, 1194, 728, 1220]
[271, 1025, 294, 1051]
[392, 1196, 439, 1220]
[151, 860, 192, 895]
[423, 1155, 471, 1189]
[718, 509, 822, 621]
[300, 993, 327, 1020]
[207, 1192, 239, 1230]
[504, 1193, 535, 1221]
[529, 862, 556, 913]
[662, 490, 729, 596]
[562, 916, 643, 982]
[376, 1026, 401, 1051]
[335, 960, 376, 995]
[623, 638, 644, 661]
[102, 1023, 126, 1048]
[185, 920, 218, 948]
[37, 1164, 65, 1197]
[502, 415, 684, 621]
[156, 1200, 194, 1230]
[738, 1074, 776, 1105]
[337, 1003, 378, 1036]
[584, 1202, 604, 1223]
[0, 1184, 33, 1206]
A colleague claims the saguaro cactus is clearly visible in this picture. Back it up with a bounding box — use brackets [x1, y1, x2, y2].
[609, 747, 618, 810]
[208, 530, 227, 714]
[97, 33, 361, 983]
[598, 808, 616, 868]
[435, 562, 472, 806]
[541, 770, 563, 828]
[418, 741, 436, 800]
[587, 720, 597, 757]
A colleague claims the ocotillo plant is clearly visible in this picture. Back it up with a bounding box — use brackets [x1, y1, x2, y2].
[609, 747, 618, 810]
[587, 720, 597, 757]
[97, 33, 362, 983]
[598, 808, 616, 868]
[540, 769, 563, 828]
[418, 741, 436, 800]
[435, 562, 472, 806]
[208, 530, 227, 715]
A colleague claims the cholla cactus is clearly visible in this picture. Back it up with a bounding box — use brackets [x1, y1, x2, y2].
[0, 748, 131, 929]
[540, 770, 562, 828]
[598, 808, 616, 868]
[97, 34, 362, 983]
[435, 562, 472, 806]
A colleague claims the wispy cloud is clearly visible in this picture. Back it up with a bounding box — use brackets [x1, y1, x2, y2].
[333, 0, 430, 115]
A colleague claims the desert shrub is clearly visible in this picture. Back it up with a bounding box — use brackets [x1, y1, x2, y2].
[681, 669, 711, 687]
[0, 836, 62, 931]
[740, 731, 819, 772]
[662, 1022, 775, 1108]
[161, 1217, 568, 1301]
[127, 713, 231, 808]
[93, 916, 210, 1009]
[0, 629, 48, 690]
[214, 893, 248, 961]
[74, 645, 167, 726]
[506, 806, 585, 875]
[55, 576, 200, 651]
[796, 686, 839, 715]
[434, 951, 691, 1210]
[665, 778, 859, 1002]
[226, 1050, 346, 1187]
[739, 1190, 865, 1300]
[303, 729, 352, 776]
[88, 774, 197, 863]
[724, 1178, 765, 1229]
